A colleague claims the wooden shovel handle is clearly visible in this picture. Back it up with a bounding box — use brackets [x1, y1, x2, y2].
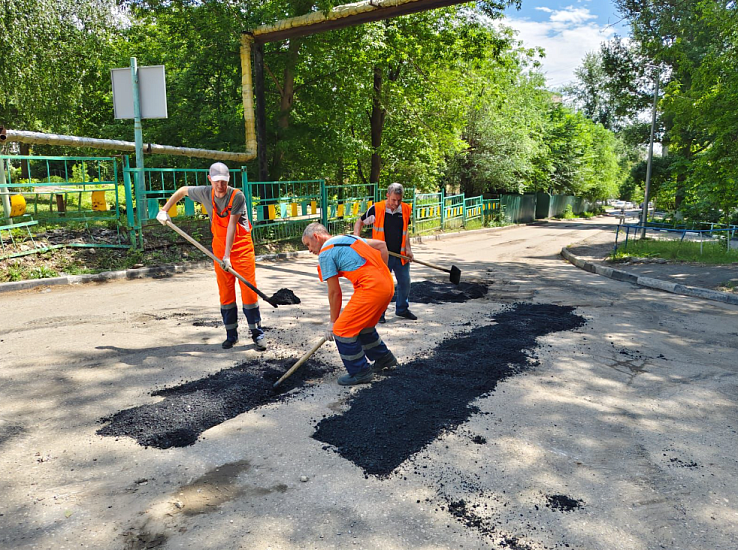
[387, 250, 451, 274]
[273, 337, 327, 389]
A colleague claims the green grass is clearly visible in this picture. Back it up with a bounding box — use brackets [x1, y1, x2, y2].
[612, 238, 738, 264]
[718, 280, 738, 292]
[463, 218, 484, 231]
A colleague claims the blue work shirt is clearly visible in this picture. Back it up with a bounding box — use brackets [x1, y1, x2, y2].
[319, 235, 367, 280]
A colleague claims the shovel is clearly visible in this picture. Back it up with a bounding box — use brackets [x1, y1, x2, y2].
[164, 219, 279, 308]
[387, 251, 461, 285]
[273, 337, 327, 389]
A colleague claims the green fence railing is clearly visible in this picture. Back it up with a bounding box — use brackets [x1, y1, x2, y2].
[0, 155, 133, 258]
[324, 182, 377, 237]
[245, 178, 324, 243]
[464, 196, 483, 227]
[443, 193, 465, 231]
[2, 153, 604, 260]
[412, 192, 443, 235]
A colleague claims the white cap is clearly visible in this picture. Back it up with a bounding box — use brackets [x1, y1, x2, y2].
[209, 162, 230, 182]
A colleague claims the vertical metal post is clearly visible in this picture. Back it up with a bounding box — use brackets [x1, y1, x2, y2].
[440, 189, 445, 230]
[131, 57, 147, 221]
[320, 179, 328, 227]
[0, 158, 10, 219]
[121, 156, 137, 244]
[242, 167, 254, 227]
[640, 67, 659, 238]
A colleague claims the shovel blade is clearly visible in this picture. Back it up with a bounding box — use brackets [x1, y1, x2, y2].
[449, 265, 461, 285]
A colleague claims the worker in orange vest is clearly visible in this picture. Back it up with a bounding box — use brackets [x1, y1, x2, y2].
[354, 182, 416, 322]
[156, 162, 266, 351]
[302, 222, 398, 385]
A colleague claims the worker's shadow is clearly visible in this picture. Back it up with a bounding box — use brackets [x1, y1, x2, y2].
[95, 342, 263, 367]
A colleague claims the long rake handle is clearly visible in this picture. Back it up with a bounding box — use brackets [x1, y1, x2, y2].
[165, 219, 278, 308]
[387, 250, 451, 274]
[273, 337, 327, 389]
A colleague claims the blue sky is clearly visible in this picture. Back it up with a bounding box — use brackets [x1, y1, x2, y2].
[500, 0, 630, 89]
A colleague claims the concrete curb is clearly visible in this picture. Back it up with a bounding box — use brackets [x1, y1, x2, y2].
[560, 247, 738, 306]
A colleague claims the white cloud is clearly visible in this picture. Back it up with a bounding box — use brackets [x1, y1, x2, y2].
[500, 6, 615, 89]
[549, 6, 596, 24]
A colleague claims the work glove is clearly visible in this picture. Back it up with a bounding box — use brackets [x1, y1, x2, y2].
[324, 324, 334, 342]
[220, 257, 232, 271]
[156, 209, 171, 226]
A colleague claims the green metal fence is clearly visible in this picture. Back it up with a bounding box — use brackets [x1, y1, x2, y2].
[501, 194, 537, 223]
[443, 193, 465, 231]
[412, 192, 443, 235]
[0, 155, 133, 258]
[3, 153, 604, 261]
[536, 193, 594, 219]
[323, 182, 377, 237]
[1, 155, 124, 222]
[245, 178, 325, 243]
[464, 196, 483, 227]
[483, 198, 502, 222]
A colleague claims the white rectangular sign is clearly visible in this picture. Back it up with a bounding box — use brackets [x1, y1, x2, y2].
[111, 65, 168, 120]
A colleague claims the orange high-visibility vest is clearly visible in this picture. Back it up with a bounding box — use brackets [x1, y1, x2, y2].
[317, 236, 393, 336]
[371, 200, 411, 265]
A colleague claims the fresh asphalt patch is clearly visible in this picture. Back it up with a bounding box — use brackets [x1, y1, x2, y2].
[97, 358, 335, 449]
[313, 303, 587, 476]
[398, 280, 489, 304]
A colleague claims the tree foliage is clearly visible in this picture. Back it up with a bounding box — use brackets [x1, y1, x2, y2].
[2, 0, 625, 203]
[604, 0, 738, 220]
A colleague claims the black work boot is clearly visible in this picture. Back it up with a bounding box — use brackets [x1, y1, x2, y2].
[222, 329, 238, 349]
[371, 351, 398, 373]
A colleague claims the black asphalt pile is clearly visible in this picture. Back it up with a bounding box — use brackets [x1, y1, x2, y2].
[313, 303, 586, 476]
[399, 280, 488, 304]
[269, 288, 301, 305]
[445, 499, 535, 549]
[97, 358, 334, 449]
[545, 494, 584, 512]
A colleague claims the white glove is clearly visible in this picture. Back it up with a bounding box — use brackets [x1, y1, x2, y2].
[221, 257, 232, 271]
[156, 209, 171, 225]
[362, 215, 375, 226]
[324, 324, 334, 342]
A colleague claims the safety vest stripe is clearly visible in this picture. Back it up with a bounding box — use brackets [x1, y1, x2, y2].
[340, 350, 366, 362]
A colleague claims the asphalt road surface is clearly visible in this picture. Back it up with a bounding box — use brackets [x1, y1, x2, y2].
[1, 218, 736, 550]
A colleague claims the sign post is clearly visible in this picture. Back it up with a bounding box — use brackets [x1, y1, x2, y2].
[111, 59, 167, 222]
[131, 58, 146, 220]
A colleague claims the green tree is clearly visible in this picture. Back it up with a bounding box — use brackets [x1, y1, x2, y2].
[0, 0, 121, 166]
